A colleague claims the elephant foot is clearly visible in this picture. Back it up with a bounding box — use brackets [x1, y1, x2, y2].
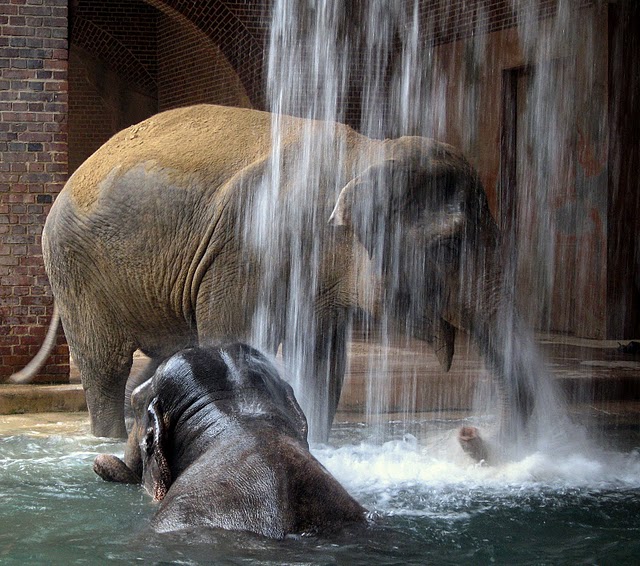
[458, 426, 491, 464]
[94, 454, 140, 484]
[91, 419, 128, 440]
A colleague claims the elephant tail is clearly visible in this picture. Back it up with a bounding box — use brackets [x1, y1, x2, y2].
[9, 303, 61, 384]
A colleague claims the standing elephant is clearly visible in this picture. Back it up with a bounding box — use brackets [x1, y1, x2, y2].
[94, 343, 366, 538]
[12, 104, 536, 443]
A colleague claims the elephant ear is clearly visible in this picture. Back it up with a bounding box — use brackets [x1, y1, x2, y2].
[329, 159, 410, 257]
[330, 156, 465, 254]
[143, 398, 172, 502]
[281, 379, 309, 446]
[131, 378, 154, 419]
[329, 150, 461, 373]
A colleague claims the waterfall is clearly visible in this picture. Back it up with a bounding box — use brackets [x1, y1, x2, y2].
[249, 0, 607, 451]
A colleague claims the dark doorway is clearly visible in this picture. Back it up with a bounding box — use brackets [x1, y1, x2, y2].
[501, 62, 579, 334]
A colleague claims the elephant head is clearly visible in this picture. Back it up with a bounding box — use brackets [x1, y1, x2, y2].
[95, 343, 309, 494]
[94, 343, 364, 537]
[132, 344, 309, 501]
[331, 136, 536, 449]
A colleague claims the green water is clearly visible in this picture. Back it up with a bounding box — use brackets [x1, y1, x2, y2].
[1, 417, 640, 565]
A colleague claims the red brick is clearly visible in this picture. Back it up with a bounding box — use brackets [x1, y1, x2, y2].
[0, 0, 68, 382]
[0, 336, 20, 347]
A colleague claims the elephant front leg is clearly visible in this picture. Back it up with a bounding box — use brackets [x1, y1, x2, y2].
[291, 318, 348, 444]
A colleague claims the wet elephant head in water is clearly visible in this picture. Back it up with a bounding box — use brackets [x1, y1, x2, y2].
[94, 343, 366, 538]
[12, 104, 535, 444]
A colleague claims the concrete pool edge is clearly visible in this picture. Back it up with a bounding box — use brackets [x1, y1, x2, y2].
[1, 333, 639, 417]
[0, 384, 87, 415]
[1, 373, 638, 416]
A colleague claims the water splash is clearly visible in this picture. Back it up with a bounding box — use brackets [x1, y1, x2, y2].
[314, 429, 640, 517]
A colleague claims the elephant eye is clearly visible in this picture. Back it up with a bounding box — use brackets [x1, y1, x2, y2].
[142, 427, 154, 455]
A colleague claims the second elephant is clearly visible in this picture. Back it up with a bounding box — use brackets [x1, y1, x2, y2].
[94, 343, 367, 538]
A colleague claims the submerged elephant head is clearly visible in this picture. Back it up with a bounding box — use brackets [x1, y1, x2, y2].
[132, 343, 309, 502]
[94, 343, 365, 537]
[95, 343, 308, 494]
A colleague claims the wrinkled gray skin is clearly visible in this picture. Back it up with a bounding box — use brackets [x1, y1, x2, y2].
[93, 343, 366, 538]
[16, 104, 534, 443]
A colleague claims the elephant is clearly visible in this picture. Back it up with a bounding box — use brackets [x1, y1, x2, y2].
[11, 103, 537, 445]
[94, 343, 367, 538]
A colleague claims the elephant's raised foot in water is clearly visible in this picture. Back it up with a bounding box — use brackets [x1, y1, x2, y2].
[458, 426, 492, 465]
[94, 343, 367, 539]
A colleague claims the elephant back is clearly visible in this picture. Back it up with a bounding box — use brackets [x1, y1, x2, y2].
[65, 105, 274, 213]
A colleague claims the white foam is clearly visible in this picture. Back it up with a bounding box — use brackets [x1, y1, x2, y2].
[312, 431, 640, 517]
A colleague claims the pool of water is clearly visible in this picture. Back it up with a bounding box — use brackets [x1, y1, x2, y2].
[1, 413, 640, 565]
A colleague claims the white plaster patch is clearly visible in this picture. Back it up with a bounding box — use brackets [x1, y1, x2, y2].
[237, 398, 267, 416]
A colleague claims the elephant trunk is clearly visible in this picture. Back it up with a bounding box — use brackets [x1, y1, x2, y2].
[470, 308, 537, 443]
[449, 245, 555, 456]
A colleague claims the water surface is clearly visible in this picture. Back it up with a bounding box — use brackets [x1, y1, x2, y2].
[1, 413, 639, 564]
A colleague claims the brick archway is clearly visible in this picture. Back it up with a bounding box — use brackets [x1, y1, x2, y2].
[144, 0, 269, 110]
[68, 0, 265, 172]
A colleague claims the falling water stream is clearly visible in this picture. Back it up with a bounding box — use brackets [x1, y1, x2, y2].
[251, 0, 600, 451]
[1, 1, 639, 563]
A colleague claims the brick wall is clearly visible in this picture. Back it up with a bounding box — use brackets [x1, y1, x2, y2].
[147, 0, 269, 109]
[0, 0, 69, 382]
[157, 13, 252, 111]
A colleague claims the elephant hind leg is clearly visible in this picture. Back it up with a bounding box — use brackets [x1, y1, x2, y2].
[68, 329, 136, 439]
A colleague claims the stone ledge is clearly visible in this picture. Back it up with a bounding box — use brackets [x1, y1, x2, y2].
[1, 372, 639, 416]
[0, 384, 87, 415]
